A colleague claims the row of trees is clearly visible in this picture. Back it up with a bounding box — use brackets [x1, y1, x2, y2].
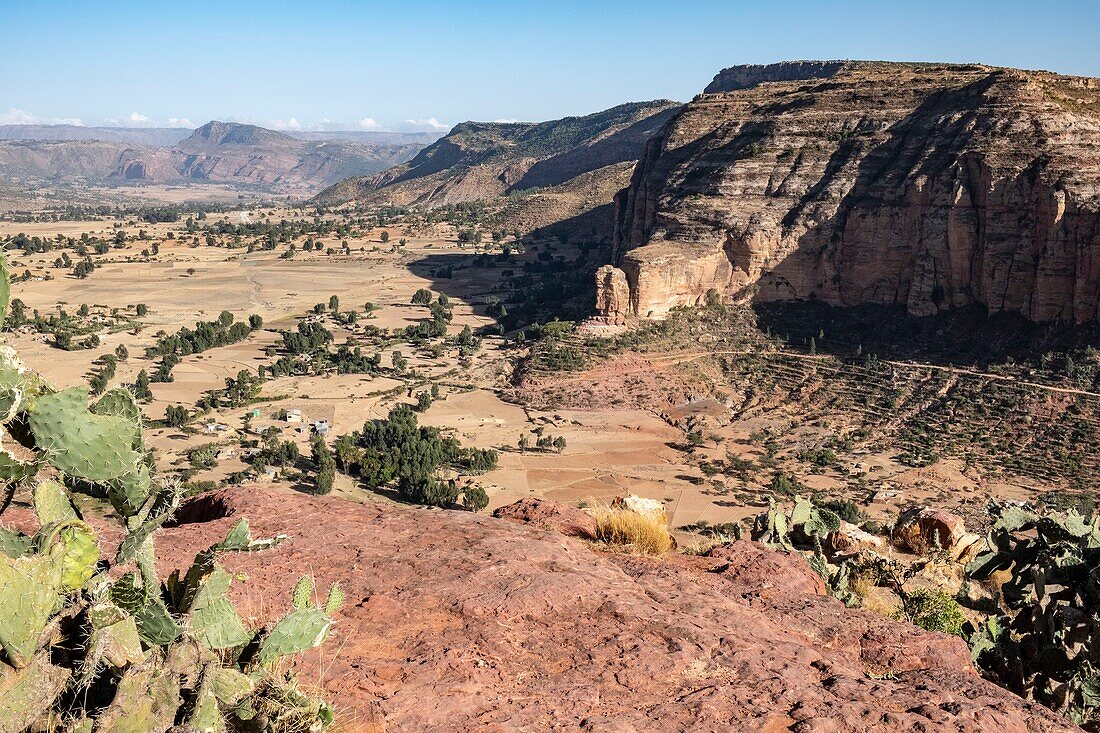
[149, 311, 261, 382]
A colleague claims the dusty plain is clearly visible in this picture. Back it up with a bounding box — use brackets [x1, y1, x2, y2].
[0, 205, 1080, 541]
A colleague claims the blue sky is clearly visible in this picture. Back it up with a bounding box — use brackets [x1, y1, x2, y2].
[3, 0, 1098, 132]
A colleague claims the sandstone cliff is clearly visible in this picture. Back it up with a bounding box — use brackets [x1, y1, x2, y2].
[601, 61, 1100, 324]
[142, 487, 1073, 731]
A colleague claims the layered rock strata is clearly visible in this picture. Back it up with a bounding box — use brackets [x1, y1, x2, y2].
[601, 61, 1100, 323]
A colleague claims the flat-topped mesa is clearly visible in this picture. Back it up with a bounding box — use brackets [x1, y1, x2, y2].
[702, 61, 994, 94]
[600, 61, 1100, 324]
[703, 60, 850, 93]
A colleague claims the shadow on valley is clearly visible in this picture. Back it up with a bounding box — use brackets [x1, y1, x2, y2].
[406, 209, 613, 332]
[754, 301, 1100, 371]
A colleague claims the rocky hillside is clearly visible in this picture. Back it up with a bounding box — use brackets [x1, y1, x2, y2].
[0, 121, 428, 192]
[146, 486, 1073, 731]
[314, 100, 681, 211]
[0, 139, 136, 185]
[600, 61, 1100, 325]
[108, 121, 425, 191]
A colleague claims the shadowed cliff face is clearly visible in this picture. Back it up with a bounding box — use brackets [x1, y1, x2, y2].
[605, 62, 1100, 324]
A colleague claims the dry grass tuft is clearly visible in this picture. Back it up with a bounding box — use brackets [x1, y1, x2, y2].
[592, 505, 674, 555]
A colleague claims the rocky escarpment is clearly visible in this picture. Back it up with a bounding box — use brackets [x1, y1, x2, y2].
[145, 486, 1075, 731]
[704, 60, 848, 92]
[313, 101, 682, 228]
[600, 61, 1100, 324]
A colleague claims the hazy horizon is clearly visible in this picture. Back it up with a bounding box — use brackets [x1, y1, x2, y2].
[5, 0, 1100, 133]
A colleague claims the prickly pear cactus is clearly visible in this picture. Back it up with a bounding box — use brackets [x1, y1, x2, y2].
[752, 495, 839, 549]
[0, 252, 337, 731]
[966, 502, 1100, 725]
[27, 386, 143, 482]
[258, 579, 343, 666]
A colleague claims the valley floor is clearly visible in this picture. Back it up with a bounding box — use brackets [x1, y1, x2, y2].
[1, 206, 1087, 543]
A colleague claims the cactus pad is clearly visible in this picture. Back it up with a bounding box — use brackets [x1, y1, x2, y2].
[325, 583, 345, 616]
[0, 346, 28, 423]
[0, 251, 8, 325]
[257, 608, 334, 666]
[27, 387, 142, 482]
[134, 595, 183, 646]
[92, 388, 144, 428]
[0, 552, 62, 668]
[94, 663, 180, 733]
[189, 566, 250, 650]
[0, 649, 70, 733]
[0, 527, 32, 559]
[40, 520, 99, 591]
[107, 463, 152, 518]
[0, 448, 37, 486]
[33, 479, 79, 525]
[291, 576, 314, 611]
[87, 607, 144, 669]
[109, 572, 150, 616]
[214, 517, 287, 552]
[208, 665, 254, 705]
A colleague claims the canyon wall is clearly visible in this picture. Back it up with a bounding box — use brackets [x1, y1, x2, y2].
[601, 62, 1100, 323]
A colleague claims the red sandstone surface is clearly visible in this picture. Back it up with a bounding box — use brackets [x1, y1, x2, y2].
[136, 486, 1077, 731]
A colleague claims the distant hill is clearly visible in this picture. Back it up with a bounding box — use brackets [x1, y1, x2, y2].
[0, 121, 431, 192]
[0, 124, 443, 148]
[0, 124, 189, 147]
[0, 139, 136, 185]
[314, 100, 682, 210]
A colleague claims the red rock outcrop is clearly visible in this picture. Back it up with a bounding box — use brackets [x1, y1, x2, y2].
[148, 487, 1075, 731]
[492, 495, 597, 538]
[603, 61, 1100, 324]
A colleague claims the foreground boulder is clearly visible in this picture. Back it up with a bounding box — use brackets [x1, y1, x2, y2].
[153, 488, 1075, 731]
[892, 506, 968, 553]
[610, 494, 668, 521]
[829, 520, 887, 555]
[492, 496, 597, 538]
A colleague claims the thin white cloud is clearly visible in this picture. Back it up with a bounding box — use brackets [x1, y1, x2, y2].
[238, 116, 393, 132]
[493, 118, 519, 124]
[0, 108, 84, 126]
[404, 117, 449, 131]
[102, 113, 194, 128]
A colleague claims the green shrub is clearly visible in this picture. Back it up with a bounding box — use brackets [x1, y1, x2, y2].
[821, 498, 864, 524]
[895, 589, 966, 636]
[463, 485, 490, 512]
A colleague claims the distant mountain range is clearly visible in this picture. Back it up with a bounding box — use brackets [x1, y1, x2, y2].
[0, 122, 442, 192]
[0, 124, 191, 147]
[0, 123, 441, 148]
